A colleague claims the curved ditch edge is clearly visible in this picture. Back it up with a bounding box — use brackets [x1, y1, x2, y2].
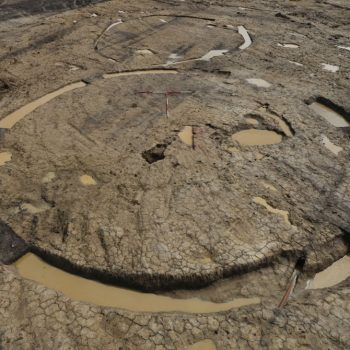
[1, 220, 349, 292]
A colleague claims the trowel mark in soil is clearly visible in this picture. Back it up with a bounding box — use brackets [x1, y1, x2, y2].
[253, 197, 290, 225]
[307, 255, 350, 289]
[16, 253, 260, 313]
[232, 129, 282, 146]
[0, 151, 12, 166]
[187, 339, 216, 350]
[0, 81, 86, 129]
[309, 98, 350, 128]
[80, 175, 97, 185]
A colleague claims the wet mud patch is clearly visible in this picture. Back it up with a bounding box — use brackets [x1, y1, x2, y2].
[15, 252, 260, 313]
[307, 96, 350, 128]
[232, 129, 282, 146]
[307, 255, 350, 289]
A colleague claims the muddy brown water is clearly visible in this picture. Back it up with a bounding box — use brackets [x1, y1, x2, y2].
[0, 82, 86, 129]
[232, 129, 282, 146]
[321, 135, 342, 155]
[0, 71, 178, 130]
[0, 151, 12, 166]
[103, 69, 178, 79]
[308, 255, 350, 289]
[310, 102, 350, 128]
[253, 197, 290, 224]
[16, 253, 261, 313]
[79, 174, 97, 185]
[178, 126, 193, 146]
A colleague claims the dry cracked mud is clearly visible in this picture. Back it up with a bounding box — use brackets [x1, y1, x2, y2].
[0, 0, 349, 349]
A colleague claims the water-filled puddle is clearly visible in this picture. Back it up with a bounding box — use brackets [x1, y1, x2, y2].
[80, 175, 97, 185]
[245, 117, 259, 125]
[246, 78, 271, 88]
[321, 135, 342, 155]
[103, 69, 178, 79]
[232, 130, 282, 146]
[321, 63, 339, 73]
[277, 43, 299, 48]
[309, 102, 350, 128]
[178, 126, 193, 146]
[0, 82, 86, 129]
[16, 253, 261, 313]
[0, 151, 12, 166]
[253, 197, 290, 224]
[199, 49, 228, 61]
[187, 339, 216, 350]
[307, 255, 350, 289]
[269, 115, 293, 137]
[238, 26, 252, 50]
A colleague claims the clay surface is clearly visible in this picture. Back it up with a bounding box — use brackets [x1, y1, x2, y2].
[0, 0, 349, 348]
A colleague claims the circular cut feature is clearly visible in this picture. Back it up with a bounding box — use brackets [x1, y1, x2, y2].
[96, 16, 242, 66]
[232, 129, 282, 146]
[0, 72, 349, 291]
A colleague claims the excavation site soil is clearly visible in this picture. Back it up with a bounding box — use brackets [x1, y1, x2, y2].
[0, 0, 349, 349]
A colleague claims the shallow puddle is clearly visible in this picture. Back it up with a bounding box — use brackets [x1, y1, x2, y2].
[199, 49, 228, 61]
[321, 135, 342, 155]
[253, 197, 290, 224]
[0, 82, 86, 129]
[257, 106, 293, 137]
[232, 129, 282, 146]
[187, 339, 216, 350]
[246, 78, 271, 88]
[338, 45, 350, 52]
[103, 69, 178, 79]
[307, 255, 350, 289]
[16, 253, 261, 313]
[269, 115, 293, 137]
[178, 126, 193, 146]
[245, 117, 259, 125]
[238, 25, 252, 50]
[309, 102, 350, 128]
[277, 43, 299, 48]
[0, 151, 12, 166]
[321, 63, 339, 73]
[80, 175, 97, 185]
